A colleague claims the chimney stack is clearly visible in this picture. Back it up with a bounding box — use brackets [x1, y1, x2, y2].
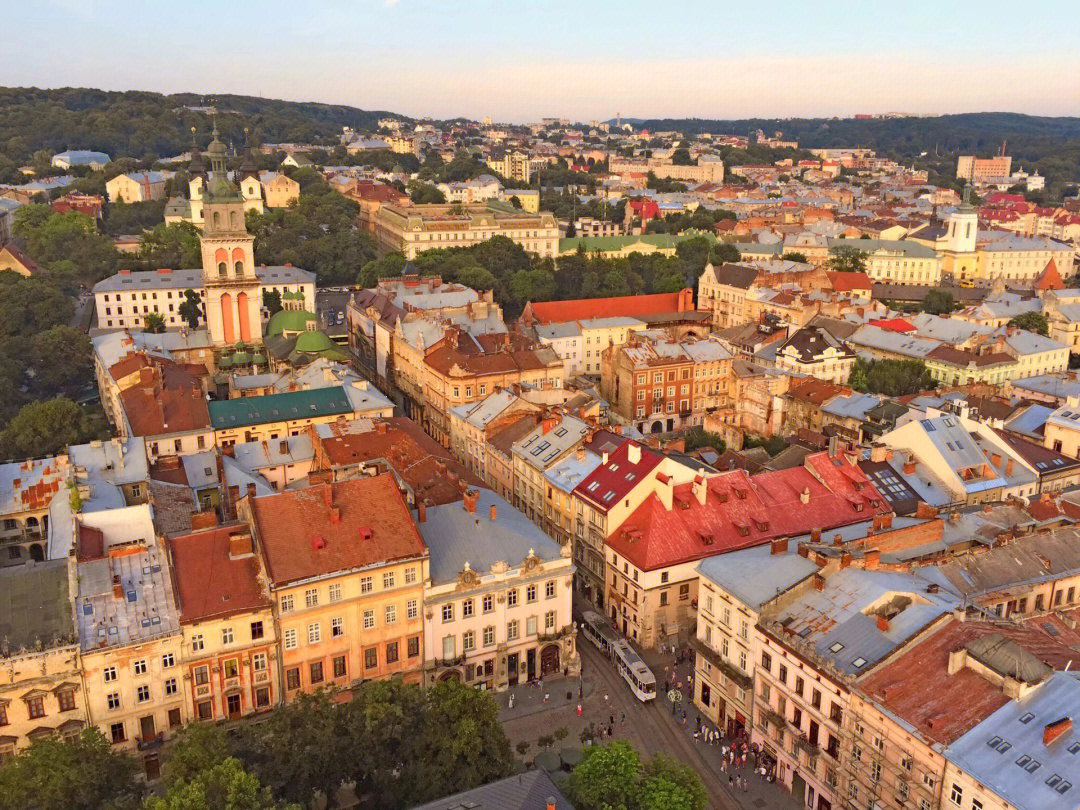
[323, 486, 333, 506]
[876, 614, 890, 632]
[417, 502, 427, 523]
[915, 501, 937, 519]
[628, 443, 642, 465]
[812, 573, 825, 591]
[864, 549, 881, 570]
[770, 536, 788, 555]
[490, 503, 497, 521]
[228, 531, 254, 559]
[903, 454, 916, 475]
[330, 505, 341, 524]
[1043, 718, 1073, 747]
[464, 489, 479, 513]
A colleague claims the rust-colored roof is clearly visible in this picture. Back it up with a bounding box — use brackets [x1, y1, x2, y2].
[606, 451, 889, 571]
[315, 417, 482, 505]
[522, 290, 692, 325]
[786, 377, 848, 406]
[168, 524, 271, 623]
[119, 361, 211, 437]
[251, 475, 427, 586]
[1034, 258, 1064, 290]
[827, 271, 873, 292]
[860, 614, 1080, 746]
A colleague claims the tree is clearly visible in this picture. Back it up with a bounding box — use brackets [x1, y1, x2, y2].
[161, 724, 233, 788]
[848, 357, 935, 397]
[782, 251, 808, 263]
[263, 289, 283, 317]
[922, 288, 955, 315]
[144, 758, 298, 810]
[827, 244, 868, 274]
[516, 741, 531, 758]
[641, 756, 707, 810]
[569, 742, 641, 810]
[138, 222, 200, 269]
[670, 148, 693, 166]
[13, 204, 122, 283]
[508, 195, 522, 209]
[1007, 311, 1049, 336]
[179, 289, 204, 329]
[409, 182, 446, 204]
[682, 427, 726, 453]
[143, 312, 165, 333]
[709, 242, 741, 265]
[28, 325, 93, 398]
[0, 397, 100, 460]
[0, 728, 140, 810]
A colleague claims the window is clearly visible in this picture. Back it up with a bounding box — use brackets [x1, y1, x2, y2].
[363, 609, 375, 629]
[761, 651, 772, 672]
[286, 668, 300, 691]
[507, 620, 519, 640]
[527, 616, 538, 636]
[331, 616, 344, 637]
[307, 623, 321, 644]
[463, 631, 476, 651]
[545, 580, 556, 599]
[57, 689, 76, 712]
[870, 760, 881, 783]
[462, 598, 474, 617]
[407, 599, 418, 620]
[382, 571, 395, 589]
[280, 594, 294, 612]
[508, 589, 518, 607]
[25, 696, 44, 719]
[283, 628, 298, 650]
[132, 659, 148, 676]
[483, 626, 495, 647]
[250, 621, 264, 640]
[136, 685, 150, 703]
[442, 603, 454, 623]
[221, 627, 234, 645]
[110, 722, 126, 744]
[385, 604, 397, 624]
[305, 588, 318, 608]
[310, 662, 324, 684]
[404, 567, 418, 584]
[385, 642, 399, 665]
[328, 583, 342, 603]
[408, 636, 420, 658]
[192, 633, 204, 652]
[483, 594, 494, 613]
[360, 576, 373, 594]
[526, 584, 537, 603]
[545, 610, 556, 630]
[107, 692, 121, 711]
[365, 648, 378, 669]
[949, 784, 962, 805]
[811, 689, 822, 710]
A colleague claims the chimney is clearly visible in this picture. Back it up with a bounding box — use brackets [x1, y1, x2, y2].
[810, 527, 822, 542]
[1043, 718, 1072, 747]
[692, 476, 707, 506]
[228, 531, 254, 559]
[330, 505, 341, 524]
[547, 799, 557, 810]
[464, 489, 479, 513]
[323, 486, 333, 506]
[840, 551, 852, 569]
[247, 483, 256, 500]
[799, 487, 810, 504]
[376, 421, 387, 434]
[948, 511, 960, 525]
[903, 455, 917, 475]
[916, 501, 937, 519]
[832, 533, 843, 547]
[602, 451, 609, 465]
[876, 614, 890, 632]
[542, 416, 557, 434]
[576, 446, 585, 461]
[490, 503, 497, 521]
[770, 536, 788, 555]
[797, 542, 810, 558]
[812, 573, 825, 591]
[864, 549, 881, 570]
[656, 473, 673, 510]
[190, 510, 218, 530]
[628, 443, 642, 465]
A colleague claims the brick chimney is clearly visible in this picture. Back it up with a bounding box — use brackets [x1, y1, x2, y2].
[770, 536, 788, 555]
[864, 549, 881, 570]
[810, 527, 822, 542]
[812, 573, 825, 591]
[797, 542, 810, 558]
[463, 489, 479, 513]
[330, 505, 341, 524]
[228, 530, 254, 559]
[190, 510, 218, 530]
[323, 486, 333, 506]
[915, 501, 937, 519]
[546, 799, 557, 810]
[832, 533, 843, 547]
[490, 503, 497, 521]
[876, 614, 890, 632]
[417, 502, 427, 523]
[1043, 717, 1072, 747]
[903, 455, 917, 475]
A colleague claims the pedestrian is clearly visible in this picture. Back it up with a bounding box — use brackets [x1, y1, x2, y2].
[728, 775, 734, 788]
[576, 703, 583, 716]
[621, 711, 625, 724]
[543, 693, 549, 705]
[609, 714, 614, 727]
[508, 694, 514, 710]
[603, 693, 609, 703]
[664, 679, 669, 694]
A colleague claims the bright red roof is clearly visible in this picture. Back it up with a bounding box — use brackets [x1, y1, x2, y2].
[1034, 258, 1064, 291]
[869, 317, 916, 333]
[827, 271, 873, 292]
[168, 524, 272, 623]
[522, 290, 692, 325]
[606, 452, 890, 570]
[573, 441, 663, 513]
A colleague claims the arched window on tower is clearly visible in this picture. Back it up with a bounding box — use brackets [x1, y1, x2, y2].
[230, 211, 240, 229]
[966, 223, 972, 239]
[218, 262, 227, 277]
[234, 261, 244, 276]
[213, 211, 221, 228]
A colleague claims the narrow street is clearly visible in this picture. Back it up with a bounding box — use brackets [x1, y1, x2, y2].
[501, 638, 799, 810]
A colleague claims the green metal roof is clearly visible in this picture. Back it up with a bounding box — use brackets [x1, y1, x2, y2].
[294, 330, 336, 354]
[208, 386, 353, 430]
[559, 230, 717, 254]
[265, 308, 316, 336]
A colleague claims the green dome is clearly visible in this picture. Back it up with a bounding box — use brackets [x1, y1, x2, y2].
[232, 351, 252, 365]
[293, 330, 335, 354]
[252, 352, 268, 366]
[217, 354, 233, 368]
[266, 308, 316, 337]
[282, 290, 305, 300]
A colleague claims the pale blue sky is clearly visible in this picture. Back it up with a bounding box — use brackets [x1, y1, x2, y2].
[5, 0, 1079, 122]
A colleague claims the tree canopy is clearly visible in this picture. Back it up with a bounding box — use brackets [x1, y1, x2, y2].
[1007, 311, 1049, 336]
[826, 244, 868, 274]
[848, 357, 936, 397]
[568, 742, 707, 810]
[922, 288, 955, 315]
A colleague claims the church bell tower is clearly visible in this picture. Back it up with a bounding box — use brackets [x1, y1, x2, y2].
[198, 121, 262, 347]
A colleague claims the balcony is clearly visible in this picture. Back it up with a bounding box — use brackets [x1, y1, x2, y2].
[759, 705, 786, 730]
[136, 732, 164, 751]
[794, 734, 820, 757]
[691, 637, 752, 690]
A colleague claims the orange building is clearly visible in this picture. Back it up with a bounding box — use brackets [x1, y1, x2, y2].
[167, 520, 278, 722]
[240, 475, 429, 700]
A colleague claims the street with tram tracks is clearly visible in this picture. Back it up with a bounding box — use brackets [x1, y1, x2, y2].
[500, 635, 799, 810]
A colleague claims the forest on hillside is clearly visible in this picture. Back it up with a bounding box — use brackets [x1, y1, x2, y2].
[0, 87, 402, 175]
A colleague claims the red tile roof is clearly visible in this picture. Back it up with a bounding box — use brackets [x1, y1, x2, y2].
[521, 290, 693, 325]
[827, 271, 873, 292]
[250, 475, 427, 586]
[168, 524, 272, 623]
[1034, 258, 1064, 291]
[869, 317, 916, 333]
[573, 441, 663, 514]
[607, 451, 890, 570]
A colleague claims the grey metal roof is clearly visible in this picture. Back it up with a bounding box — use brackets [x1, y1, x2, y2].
[945, 672, 1080, 810]
[697, 545, 818, 612]
[417, 489, 564, 585]
[93, 265, 314, 293]
[407, 770, 573, 810]
[512, 415, 589, 470]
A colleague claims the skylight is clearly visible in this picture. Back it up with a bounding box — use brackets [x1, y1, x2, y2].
[829, 642, 845, 653]
[851, 657, 867, 668]
[1019, 712, 1035, 724]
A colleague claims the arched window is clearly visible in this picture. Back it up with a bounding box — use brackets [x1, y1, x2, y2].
[234, 261, 244, 276]
[213, 211, 221, 227]
[230, 211, 240, 229]
[217, 262, 227, 277]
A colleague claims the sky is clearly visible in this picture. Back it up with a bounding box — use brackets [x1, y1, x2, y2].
[5, 0, 1080, 123]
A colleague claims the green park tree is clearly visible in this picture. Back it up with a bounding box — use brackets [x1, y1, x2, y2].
[144, 758, 298, 810]
[262, 289, 283, 317]
[848, 357, 935, 397]
[143, 312, 166, 333]
[922, 288, 955, 315]
[0, 728, 140, 810]
[179, 289, 204, 328]
[827, 244, 868, 274]
[1007, 311, 1049, 336]
[138, 222, 201, 269]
